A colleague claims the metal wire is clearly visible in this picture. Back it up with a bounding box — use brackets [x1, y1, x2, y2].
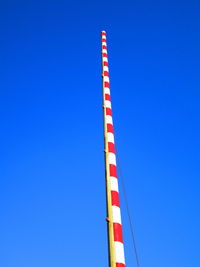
[116, 145, 141, 267]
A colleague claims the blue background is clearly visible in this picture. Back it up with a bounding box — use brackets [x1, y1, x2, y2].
[0, 0, 200, 266]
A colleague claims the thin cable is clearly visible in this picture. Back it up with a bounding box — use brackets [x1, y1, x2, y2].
[116, 145, 141, 267]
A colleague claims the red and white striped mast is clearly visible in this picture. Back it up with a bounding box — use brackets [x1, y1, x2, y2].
[101, 31, 126, 267]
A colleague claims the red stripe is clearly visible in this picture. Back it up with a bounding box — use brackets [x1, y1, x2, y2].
[106, 107, 112, 116]
[102, 32, 106, 36]
[102, 38, 106, 42]
[105, 94, 111, 101]
[111, 191, 120, 207]
[107, 123, 114, 133]
[104, 71, 109, 77]
[108, 142, 115, 153]
[109, 164, 117, 177]
[104, 81, 110, 88]
[113, 223, 123, 242]
[103, 61, 108, 67]
[103, 53, 108, 58]
[116, 264, 125, 267]
[102, 45, 107, 50]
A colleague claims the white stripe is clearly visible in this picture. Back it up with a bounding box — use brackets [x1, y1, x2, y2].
[102, 49, 107, 53]
[104, 87, 110, 95]
[115, 242, 125, 264]
[107, 132, 115, 143]
[104, 76, 110, 82]
[106, 115, 113, 125]
[105, 100, 111, 109]
[102, 41, 107, 46]
[110, 176, 119, 192]
[103, 57, 108, 62]
[103, 66, 109, 72]
[112, 206, 122, 224]
[108, 152, 116, 166]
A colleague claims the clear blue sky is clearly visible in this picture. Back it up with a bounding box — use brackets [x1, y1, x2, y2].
[0, 0, 200, 266]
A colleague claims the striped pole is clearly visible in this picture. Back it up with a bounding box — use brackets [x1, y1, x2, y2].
[101, 31, 126, 267]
